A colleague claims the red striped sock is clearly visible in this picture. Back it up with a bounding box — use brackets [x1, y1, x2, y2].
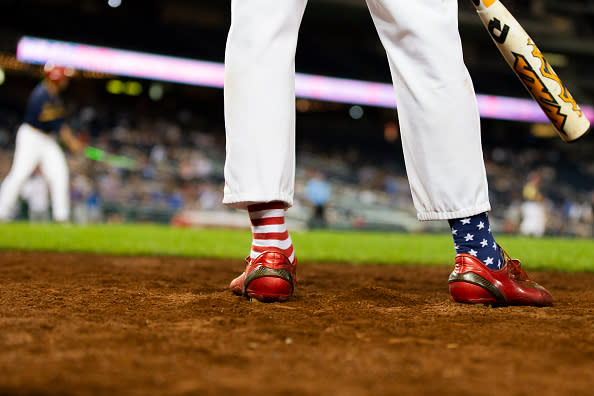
[248, 201, 295, 265]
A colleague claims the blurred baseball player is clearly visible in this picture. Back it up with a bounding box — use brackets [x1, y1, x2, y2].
[520, 172, 547, 237]
[0, 64, 84, 223]
[224, 0, 552, 306]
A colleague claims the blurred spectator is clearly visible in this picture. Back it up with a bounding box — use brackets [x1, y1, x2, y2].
[86, 188, 103, 223]
[70, 173, 93, 224]
[197, 182, 223, 211]
[304, 169, 332, 229]
[501, 190, 523, 234]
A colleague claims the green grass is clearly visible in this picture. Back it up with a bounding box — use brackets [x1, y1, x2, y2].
[0, 222, 592, 272]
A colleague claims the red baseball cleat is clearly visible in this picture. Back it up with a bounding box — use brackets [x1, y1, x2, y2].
[230, 248, 297, 302]
[448, 248, 552, 307]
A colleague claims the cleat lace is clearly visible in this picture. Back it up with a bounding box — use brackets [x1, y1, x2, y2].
[507, 259, 529, 281]
[499, 246, 529, 281]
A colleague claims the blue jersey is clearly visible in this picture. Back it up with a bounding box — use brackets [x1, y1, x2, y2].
[23, 82, 66, 134]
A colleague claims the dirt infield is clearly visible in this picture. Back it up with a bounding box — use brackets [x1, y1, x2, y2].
[0, 251, 593, 396]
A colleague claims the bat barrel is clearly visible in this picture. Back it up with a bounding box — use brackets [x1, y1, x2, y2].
[471, 0, 591, 142]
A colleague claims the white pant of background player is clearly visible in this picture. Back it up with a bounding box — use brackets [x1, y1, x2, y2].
[519, 201, 546, 237]
[223, 0, 491, 221]
[0, 123, 70, 222]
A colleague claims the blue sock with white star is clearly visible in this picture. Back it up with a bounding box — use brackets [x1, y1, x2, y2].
[448, 213, 504, 270]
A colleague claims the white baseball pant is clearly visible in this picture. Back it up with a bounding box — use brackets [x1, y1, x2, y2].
[0, 123, 70, 222]
[223, 0, 491, 221]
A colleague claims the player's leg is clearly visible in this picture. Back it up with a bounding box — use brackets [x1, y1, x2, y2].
[223, 0, 306, 301]
[223, 0, 308, 209]
[366, 0, 498, 265]
[366, 0, 489, 220]
[39, 138, 70, 222]
[365, 0, 551, 306]
[0, 124, 44, 220]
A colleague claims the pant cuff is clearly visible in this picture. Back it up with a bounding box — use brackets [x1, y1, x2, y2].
[416, 202, 491, 221]
[223, 193, 293, 211]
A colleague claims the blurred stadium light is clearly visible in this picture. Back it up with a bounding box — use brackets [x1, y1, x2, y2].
[349, 105, 364, 120]
[148, 83, 164, 101]
[17, 36, 594, 124]
[106, 80, 142, 96]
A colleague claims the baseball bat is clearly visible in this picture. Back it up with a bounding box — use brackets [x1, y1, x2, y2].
[84, 147, 181, 177]
[84, 146, 137, 170]
[471, 0, 590, 142]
